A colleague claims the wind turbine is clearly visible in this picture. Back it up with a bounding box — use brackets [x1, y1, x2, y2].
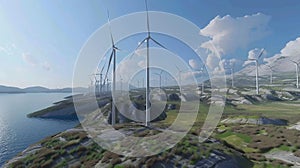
[175, 66, 183, 93]
[137, 80, 140, 89]
[289, 60, 300, 89]
[94, 75, 100, 95]
[248, 48, 265, 94]
[103, 10, 121, 126]
[225, 62, 235, 88]
[89, 76, 94, 93]
[199, 65, 206, 96]
[154, 70, 163, 90]
[131, 0, 167, 127]
[265, 65, 274, 85]
[275, 56, 300, 89]
[91, 68, 101, 95]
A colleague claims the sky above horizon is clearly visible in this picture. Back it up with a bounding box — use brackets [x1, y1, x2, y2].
[1, 0, 300, 88]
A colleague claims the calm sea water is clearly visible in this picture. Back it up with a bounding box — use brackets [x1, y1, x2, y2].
[0, 93, 79, 167]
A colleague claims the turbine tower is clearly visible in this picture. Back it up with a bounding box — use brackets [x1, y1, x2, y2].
[265, 65, 274, 85]
[225, 62, 235, 88]
[103, 10, 121, 126]
[89, 76, 94, 93]
[276, 56, 300, 89]
[248, 48, 264, 94]
[154, 70, 163, 90]
[199, 65, 206, 96]
[290, 60, 300, 89]
[175, 66, 183, 93]
[131, 0, 167, 127]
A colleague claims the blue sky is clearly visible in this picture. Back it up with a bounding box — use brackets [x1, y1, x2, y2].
[1, 0, 300, 88]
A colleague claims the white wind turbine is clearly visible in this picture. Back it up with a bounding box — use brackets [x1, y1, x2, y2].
[199, 65, 206, 95]
[248, 48, 265, 94]
[130, 0, 168, 127]
[154, 70, 163, 90]
[103, 10, 121, 126]
[175, 65, 184, 93]
[265, 65, 274, 85]
[278, 56, 300, 89]
[290, 60, 300, 89]
[224, 61, 235, 88]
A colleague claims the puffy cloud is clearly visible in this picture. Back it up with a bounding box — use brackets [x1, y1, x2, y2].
[243, 48, 266, 66]
[239, 37, 300, 75]
[263, 54, 282, 64]
[279, 37, 300, 61]
[199, 13, 270, 75]
[188, 59, 202, 70]
[256, 37, 300, 72]
[248, 48, 265, 60]
[206, 53, 220, 70]
[200, 13, 271, 55]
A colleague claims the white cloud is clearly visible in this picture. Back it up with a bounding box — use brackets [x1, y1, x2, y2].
[188, 59, 202, 70]
[22, 53, 51, 71]
[263, 54, 282, 64]
[254, 37, 300, 73]
[199, 13, 271, 74]
[206, 53, 219, 70]
[239, 37, 300, 75]
[22, 53, 38, 66]
[200, 13, 271, 55]
[243, 48, 266, 66]
[280, 37, 300, 61]
[181, 70, 203, 81]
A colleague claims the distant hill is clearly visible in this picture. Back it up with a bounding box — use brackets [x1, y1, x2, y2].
[0, 85, 88, 93]
[23, 86, 51, 93]
[0, 85, 24, 93]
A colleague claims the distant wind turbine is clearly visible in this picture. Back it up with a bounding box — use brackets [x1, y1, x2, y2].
[265, 65, 274, 85]
[225, 62, 235, 88]
[175, 66, 184, 93]
[131, 0, 168, 127]
[103, 10, 121, 126]
[289, 60, 300, 89]
[89, 76, 94, 93]
[154, 70, 163, 90]
[248, 48, 265, 94]
[199, 65, 206, 95]
[278, 56, 300, 89]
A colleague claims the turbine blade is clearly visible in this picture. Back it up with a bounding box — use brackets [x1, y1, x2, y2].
[129, 38, 147, 58]
[290, 60, 297, 64]
[107, 10, 114, 46]
[104, 51, 114, 82]
[145, 0, 150, 35]
[257, 48, 265, 59]
[150, 37, 167, 49]
[100, 61, 107, 74]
